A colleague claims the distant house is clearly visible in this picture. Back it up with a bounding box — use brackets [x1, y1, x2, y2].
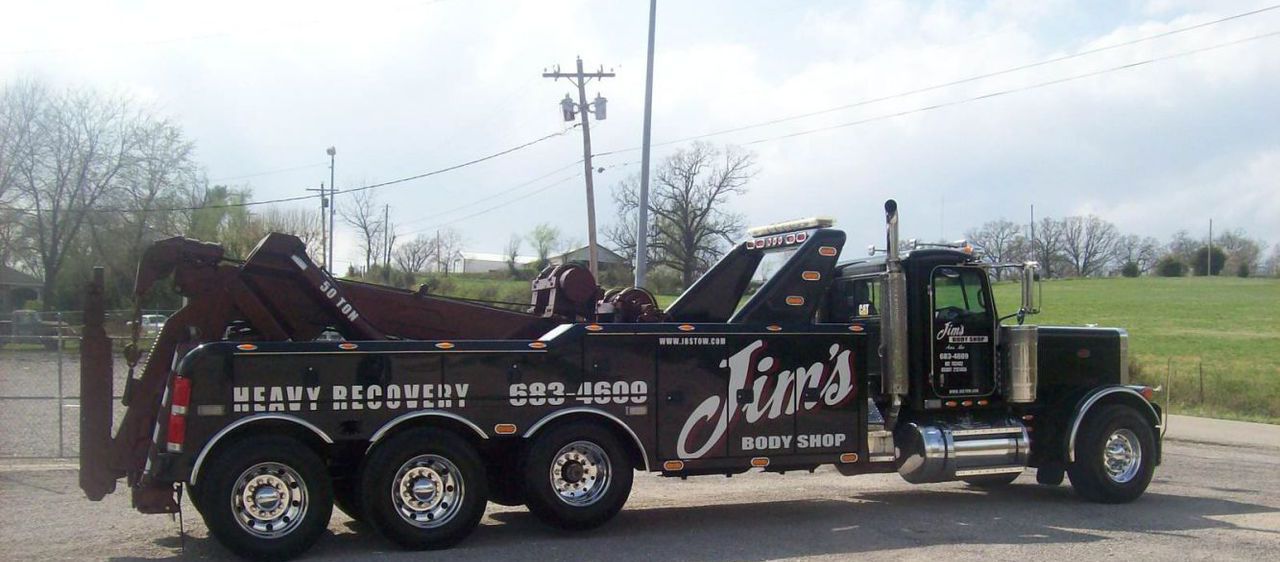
[1, 265, 42, 312]
[460, 252, 538, 274]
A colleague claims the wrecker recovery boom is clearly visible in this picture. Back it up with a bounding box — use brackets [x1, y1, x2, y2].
[80, 233, 588, 512]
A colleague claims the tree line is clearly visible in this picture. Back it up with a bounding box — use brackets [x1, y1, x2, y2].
[965, 215, 1275, 280]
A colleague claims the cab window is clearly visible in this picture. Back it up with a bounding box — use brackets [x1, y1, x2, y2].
[822, 277, 880, 323]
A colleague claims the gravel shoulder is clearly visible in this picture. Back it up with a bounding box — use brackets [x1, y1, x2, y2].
[1, 440, 1277, 561]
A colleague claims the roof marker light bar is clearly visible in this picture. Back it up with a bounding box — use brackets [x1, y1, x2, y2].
[747, 216, 834, 237]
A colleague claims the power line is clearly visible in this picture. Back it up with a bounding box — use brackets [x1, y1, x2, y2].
[0, 125, 578, 215]
[401, 172, 583, 237]
[396, 159, 584, 227]
[209, 162, 328, 183]
[733, 30, 1280, 147]
[592, 2, 1280, 159]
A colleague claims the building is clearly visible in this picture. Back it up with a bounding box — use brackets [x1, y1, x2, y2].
[1, 265, 42, 313]
[460, 252, 538, 274]
[548, 246, 633, 280]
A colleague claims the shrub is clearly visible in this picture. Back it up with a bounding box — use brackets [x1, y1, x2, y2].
[1236, 263, 1251, 278]
[1121, 261, 1141, 278]
[1155, 256, 1186, 277]
[1192, 246, 1227, 276]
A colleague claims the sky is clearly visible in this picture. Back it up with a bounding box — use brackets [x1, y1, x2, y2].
[3, 0, 1278, 270]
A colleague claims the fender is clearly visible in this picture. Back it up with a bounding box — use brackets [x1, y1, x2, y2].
[1066, 385, 1161, 463]
[525, 407, 652, 471]
[190, 413, 333, 486]
[366, 410, 489, 451]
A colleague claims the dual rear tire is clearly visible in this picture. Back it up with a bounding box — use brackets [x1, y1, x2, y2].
[521, 423, 634, 530]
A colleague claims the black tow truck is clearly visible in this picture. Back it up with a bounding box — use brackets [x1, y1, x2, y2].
[78, 200, 1161, 559]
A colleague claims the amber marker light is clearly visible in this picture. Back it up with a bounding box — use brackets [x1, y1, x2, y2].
[785, 296, 805, 306]
[528, 341, 547, 349]
[961, 400, 973, 407]
[766, 325, 782, 332]
[663, 460, 685, 471]
[435, 342, 455, 349]
[494, 424, 517, 435]
[750, 457, 770, 468]
[338, 342, 358, 350]
[586, 324, 604, 332]
[818, 246, 838, 257]
[1138, 386, 1155, 400]
[801, 271, 821, 281]
[236, 343, 258, 351]
[945, 400, 958, 407]
[839, 453, 859, 464]
[678, 324, 696, 332]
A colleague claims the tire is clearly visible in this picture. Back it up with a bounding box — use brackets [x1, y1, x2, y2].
[1067, 404, 1156, 503]
[361, 428, 488, 550]
[522, 423, 633, 531]
[197, 435, 333, 560]
[962, 472, 1020, 488]
[1036, 465, 1065, 486]
[333, 476, 363, 523]
[487, 470, 526, 507]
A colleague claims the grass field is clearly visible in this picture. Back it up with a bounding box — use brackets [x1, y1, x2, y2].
[993, 276, 1280, 423]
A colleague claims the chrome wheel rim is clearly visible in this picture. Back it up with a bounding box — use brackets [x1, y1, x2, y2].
[1103, 428, 1142, 483]
[550, 440, 611, 506]
[232, 462, 308, 539]
[391, 454, 463, 528]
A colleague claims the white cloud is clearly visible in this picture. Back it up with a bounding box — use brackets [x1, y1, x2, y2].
[2, 0, 1277, 261]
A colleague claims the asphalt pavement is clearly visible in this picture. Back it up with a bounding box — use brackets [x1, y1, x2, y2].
[1, 415, 1277, 561]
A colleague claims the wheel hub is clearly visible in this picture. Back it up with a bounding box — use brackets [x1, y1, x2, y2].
[1102, 428, 1142, 483]
[392, 454, 463, 529]
[232, 462, 308, 539]
[550, 441, 611, 506]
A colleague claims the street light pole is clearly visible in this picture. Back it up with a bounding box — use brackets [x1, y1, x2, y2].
[327, 147, 336, 272]
[635, 0, 658, 288]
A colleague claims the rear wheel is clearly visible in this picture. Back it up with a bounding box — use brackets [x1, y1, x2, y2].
[198, 436, 333, 560]
[522, 423, 633, 530]
[361, 428, 488, 550]
[1067, 404, 1156, 503]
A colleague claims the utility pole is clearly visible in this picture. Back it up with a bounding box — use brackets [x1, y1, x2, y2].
[383, 204, 391, 283]
[543, 57, 614, 278]
[306, 182, 328, 270]
[1207, 218, 1214, 276]
[635, 0, 658, 288]
[326, 147, 337, 272]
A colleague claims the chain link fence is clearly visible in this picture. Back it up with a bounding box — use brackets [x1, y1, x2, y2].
[0, 309, 172, 459]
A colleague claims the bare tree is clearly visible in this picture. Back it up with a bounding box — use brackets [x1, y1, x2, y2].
[340, 189, 384, 273]
[1215, 229, 1265, 276]
[1032, 217, 1068, 279]
[965, 219, 1024, 280]
[504, 234, 522, 276]
[434, 228, 464, 275]
[527, 223, 560, 269]
[1060, 215, 1120, 277]
[5, 83, 148, 308]
[608, 142, 756, 288]
[1115, 234, 1161, 274]
[394, 234, 435, 274]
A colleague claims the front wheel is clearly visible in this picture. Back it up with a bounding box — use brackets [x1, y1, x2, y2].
[197, 436, 333, 560]
[522, 423, 633, 530]
[1067, 404, 1156, 503]
[361, 428, 488, 550]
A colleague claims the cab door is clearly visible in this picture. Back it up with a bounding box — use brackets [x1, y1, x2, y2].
[929, 266, 996, 398]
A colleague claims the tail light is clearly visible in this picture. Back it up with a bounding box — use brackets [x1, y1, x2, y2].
[165, 375, 191, 453]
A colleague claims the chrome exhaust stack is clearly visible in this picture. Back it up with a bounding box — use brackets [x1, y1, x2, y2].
[881, 200, 909, 413]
